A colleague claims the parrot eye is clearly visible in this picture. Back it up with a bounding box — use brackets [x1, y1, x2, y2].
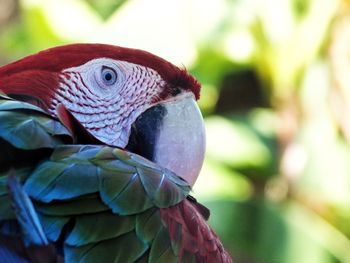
[101, 67, 117, 86]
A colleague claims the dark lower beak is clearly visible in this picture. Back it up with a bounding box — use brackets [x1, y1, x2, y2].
[126, 95, 205, 186]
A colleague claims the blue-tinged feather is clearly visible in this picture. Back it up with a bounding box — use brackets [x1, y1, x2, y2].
[6, 173, 48, 247]
[38, 215, 69, 242]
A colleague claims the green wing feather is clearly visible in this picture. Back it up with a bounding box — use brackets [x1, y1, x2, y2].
[0, 93, 70, 150]
[149, 227, 177, 263]
[0, 94, 195, 262]
[24, 145, 189, 212]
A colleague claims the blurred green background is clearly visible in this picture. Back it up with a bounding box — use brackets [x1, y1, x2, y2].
[1, 0, 350, 262]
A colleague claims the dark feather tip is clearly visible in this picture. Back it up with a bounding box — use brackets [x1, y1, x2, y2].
[186, 195, 210, 221]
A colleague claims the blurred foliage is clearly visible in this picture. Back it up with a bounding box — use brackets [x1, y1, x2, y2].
[85, 0, 127, 20]
[2, 0, 350, 262]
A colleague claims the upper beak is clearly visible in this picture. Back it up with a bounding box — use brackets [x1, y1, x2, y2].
[126, 93, 206, 186]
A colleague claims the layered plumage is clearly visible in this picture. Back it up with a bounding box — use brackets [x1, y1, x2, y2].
[0, 44, 232, 262]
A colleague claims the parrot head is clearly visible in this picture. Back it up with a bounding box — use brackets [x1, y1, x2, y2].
[0, 44, 205, 186]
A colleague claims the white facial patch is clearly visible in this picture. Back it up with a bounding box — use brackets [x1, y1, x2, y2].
[49, 58, 165, 147]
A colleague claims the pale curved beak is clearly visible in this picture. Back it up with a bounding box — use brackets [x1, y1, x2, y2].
[126, 94, 206, 186]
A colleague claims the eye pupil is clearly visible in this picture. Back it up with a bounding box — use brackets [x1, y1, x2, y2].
[105, 73, 112, 81]
[101, 67, 117, 86]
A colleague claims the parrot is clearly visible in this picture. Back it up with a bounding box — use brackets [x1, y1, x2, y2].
[0, 44, 232, 263]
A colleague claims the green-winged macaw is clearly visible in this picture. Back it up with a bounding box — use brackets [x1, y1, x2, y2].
[0, 44, 232, 263]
